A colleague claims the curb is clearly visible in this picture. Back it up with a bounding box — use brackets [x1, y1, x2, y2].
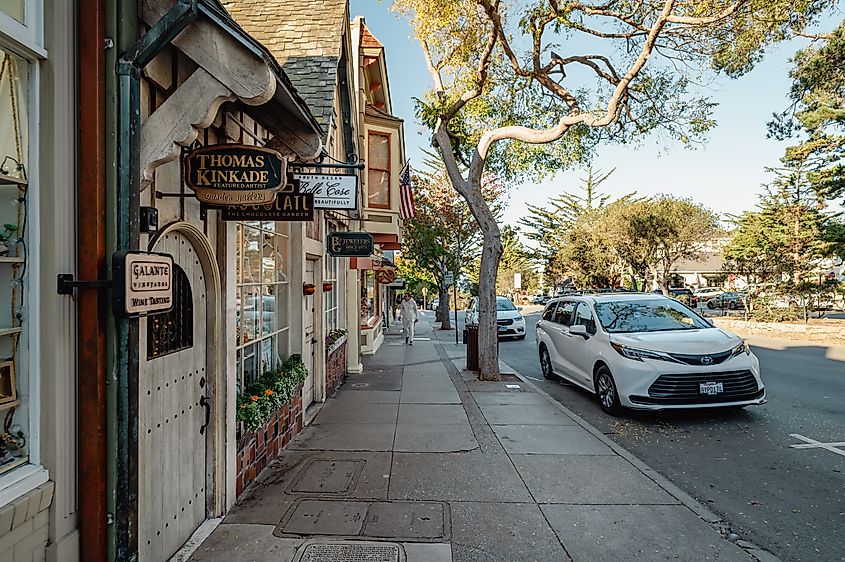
[498, 357, 782, 562]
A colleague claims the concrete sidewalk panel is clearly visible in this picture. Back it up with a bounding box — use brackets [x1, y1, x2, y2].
[510, 455, 679, 505]
[344, 375, 404, 392]
[400, 377, 455, 392]
[491, 425, 614, 455]
[398, 404, 469, 425]
[401, 542, 452, 562]
[541, 504, 752, 561]
[187, 523, 302, 561]
[393, 424, 478, 453]
[362, 501, 449, 540]
[449, 502, 568, 562]
[477, 403, 577, 426]
[471, 392, 551, 406]
[399, 391, 461, 404]
[389, 453, 533, 502]
[330, 390, 400, 405]
[464, 381, 531, 392]
[313, 402, 399, 424]
[289, 423, 396, 452]
[224, 451, 393, 525]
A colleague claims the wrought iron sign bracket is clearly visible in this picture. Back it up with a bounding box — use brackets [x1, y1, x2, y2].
[57, 274, 112, 295]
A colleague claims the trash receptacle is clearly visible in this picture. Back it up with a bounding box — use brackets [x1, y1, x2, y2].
[466, 325, 479, 371]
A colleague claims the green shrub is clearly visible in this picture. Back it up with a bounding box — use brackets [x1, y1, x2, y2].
[235, 355, 309, 433]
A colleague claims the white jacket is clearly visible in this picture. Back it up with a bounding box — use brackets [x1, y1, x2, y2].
[400, 298, 419, 323]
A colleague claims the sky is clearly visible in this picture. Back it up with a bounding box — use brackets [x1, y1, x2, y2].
[350, 1, 841, 241]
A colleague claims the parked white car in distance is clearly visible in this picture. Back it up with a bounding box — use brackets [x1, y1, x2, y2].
[536, 293, 765, 415]
[465, 296, 526, 340]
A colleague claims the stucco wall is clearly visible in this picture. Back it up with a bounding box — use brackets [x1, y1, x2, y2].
[713, 317, 845, 345]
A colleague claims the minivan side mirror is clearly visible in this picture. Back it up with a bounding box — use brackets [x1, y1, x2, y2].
[517, 306, 523, 312]
[569, 324, 589, 338]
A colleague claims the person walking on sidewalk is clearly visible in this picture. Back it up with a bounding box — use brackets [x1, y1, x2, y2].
[400, 292, 419, 345]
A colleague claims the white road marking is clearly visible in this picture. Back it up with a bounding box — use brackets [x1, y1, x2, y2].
[789, 434, 845, 457]
[524, 376, 543, 382]
[505, 384, 521, 389]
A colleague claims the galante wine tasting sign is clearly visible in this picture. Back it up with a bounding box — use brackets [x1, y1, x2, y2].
[184, 144, 285, 205]
[112, 251, 174, 317]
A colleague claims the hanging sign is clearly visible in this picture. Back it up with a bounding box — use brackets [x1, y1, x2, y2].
[327, 232, 374, 257]
[184, 144, 286, 205]
[112, 251, 174, 317]
[293, 173, 357, 209]
[219, 192, 314, 221]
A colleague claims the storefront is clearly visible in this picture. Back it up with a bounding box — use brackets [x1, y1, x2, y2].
[0, 1, 79, 560]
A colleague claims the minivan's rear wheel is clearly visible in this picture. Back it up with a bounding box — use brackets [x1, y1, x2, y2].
[539, 346, 556, 381]
[595, 366, 623, 416]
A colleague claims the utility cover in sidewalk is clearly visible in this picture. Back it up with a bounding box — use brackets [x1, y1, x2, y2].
[277, 499, 449, 542]
[293, 540, 404, 562]
[288, 459, 365, 495]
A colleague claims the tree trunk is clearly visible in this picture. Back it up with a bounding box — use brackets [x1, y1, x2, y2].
[439, 288, 451, 330]
[477, 220, 503, 380]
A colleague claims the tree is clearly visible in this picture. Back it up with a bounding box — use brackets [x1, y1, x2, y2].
[601, 196, 719, 292]
[401, 162, 505, 330]
[468, 225, 539, 297]
[394, 0, 836, 380]
[556, 209, 622, 288]
[723, 165, 843, 284]
[770, 20, 845, 204]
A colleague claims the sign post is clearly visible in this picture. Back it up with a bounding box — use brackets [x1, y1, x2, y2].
[454, 274, 459, 345]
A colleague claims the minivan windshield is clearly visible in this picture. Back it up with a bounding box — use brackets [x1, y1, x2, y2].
[594, 298, 710, 333]
[496, 297, 517, 311]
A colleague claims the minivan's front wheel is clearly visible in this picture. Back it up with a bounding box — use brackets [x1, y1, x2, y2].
[539, 346, 556, 381]
[595, 366, 623, 416]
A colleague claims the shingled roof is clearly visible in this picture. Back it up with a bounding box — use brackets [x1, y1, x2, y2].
[221, 0, 348, 139]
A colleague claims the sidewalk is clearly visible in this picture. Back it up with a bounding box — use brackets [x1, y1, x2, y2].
[189, 317, 757, 562]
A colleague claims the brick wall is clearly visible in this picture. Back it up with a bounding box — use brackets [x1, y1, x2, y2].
[0, 481, 54, 561]
[325, 340, 347, 397]
[235, 388, 303, 497]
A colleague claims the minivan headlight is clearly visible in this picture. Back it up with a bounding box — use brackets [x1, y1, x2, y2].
[729, 341, 750, 359]
[610, 342, 679, 363]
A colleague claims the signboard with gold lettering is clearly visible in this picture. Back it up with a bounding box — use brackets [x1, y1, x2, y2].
[219, 192, 314, 221]
[184, 144, 285, 205]
[327, 232, 374, 257]
[112, 251, 174, 317]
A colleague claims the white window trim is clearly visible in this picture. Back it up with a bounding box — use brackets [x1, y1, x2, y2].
[0, 35, 47, 501]
[0, 1, 46, 60]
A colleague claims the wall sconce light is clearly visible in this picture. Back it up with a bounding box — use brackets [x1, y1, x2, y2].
[322, 282, 334, 292]
[303, 283, 316, 296]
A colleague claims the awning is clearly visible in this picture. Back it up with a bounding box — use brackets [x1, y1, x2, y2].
[373, 233, 401, 251]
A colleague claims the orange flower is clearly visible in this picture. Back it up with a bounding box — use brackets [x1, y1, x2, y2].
[264, 389, 273, 396]
[250, 395, 259, 402]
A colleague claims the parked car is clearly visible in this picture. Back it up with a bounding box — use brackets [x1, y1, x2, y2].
[536, 293, 765, 415]
[464, 296, 526, 340]
[694, 287, 723, 302]
[706, 291, 747, 310]
[653, 288, 698, 308]
[530, 294, 549, 305]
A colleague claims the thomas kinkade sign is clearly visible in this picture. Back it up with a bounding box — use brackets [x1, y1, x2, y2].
[112, 251, 174, 318]
[293, 173, 357, 209]
[327, 232, 374, 257]
[220, 192, 314, 221]
[184, 144, 285, 205]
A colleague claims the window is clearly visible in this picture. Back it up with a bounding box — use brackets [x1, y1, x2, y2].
[496, 297, 517, 311]
[367, 132, 390, 208]
[594, 299, 710, 334]
[0, 47, 29, 476]
[571, 303, 597, 335]
[324, 254, 338, 331]
[0, 1, 24, 24]
[541, 303, 557, 322]
[360, 270, 376, 324]
[235, 221, 290, 393]
[552, 301, 575, 325]
[147, 266, 193, 359]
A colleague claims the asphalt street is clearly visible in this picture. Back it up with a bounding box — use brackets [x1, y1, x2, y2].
[445, 307, 844, 562]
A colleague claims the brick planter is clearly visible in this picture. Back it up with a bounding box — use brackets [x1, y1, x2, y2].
[326, 339, 347, 397]
[236, 385, 303, 497]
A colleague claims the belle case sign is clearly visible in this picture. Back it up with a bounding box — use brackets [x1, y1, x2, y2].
[184, 144, 286, 205]
[294, 173, 357, 210]
[113, 251, 174, 317]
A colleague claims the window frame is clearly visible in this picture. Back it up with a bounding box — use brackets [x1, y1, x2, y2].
[0, 1, 45, 60]
[552, 300, 576, 326]
[366, 131, 391, 209]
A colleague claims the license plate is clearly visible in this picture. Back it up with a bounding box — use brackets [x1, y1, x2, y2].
[699, 382, 723, 395]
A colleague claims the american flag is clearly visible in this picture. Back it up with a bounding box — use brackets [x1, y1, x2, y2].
[399, 161, 416, 219]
